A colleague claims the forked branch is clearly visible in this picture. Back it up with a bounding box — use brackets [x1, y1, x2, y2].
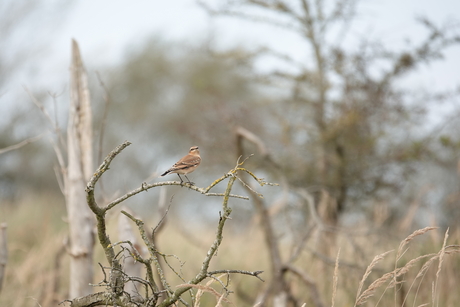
[67, 142, 269, 307]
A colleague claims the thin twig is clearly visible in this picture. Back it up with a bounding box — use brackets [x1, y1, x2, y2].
[208, 270, 265, 282]
[282, 264, 324, 307]
[0, 134, 44, 155]
[153, 195, 174, 235]
[105, 177, 249, 212]
[120, 211, 161, 294]
[95, 71, 112, 166]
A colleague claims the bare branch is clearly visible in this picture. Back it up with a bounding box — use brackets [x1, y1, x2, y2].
[152, 194, 173, 235]
[282, 263, 325, 307]
[158, 169, 244, 307]
[64, 292, 138, 307]
[117, 209, 145, 301]
[25, 86, 59, 132]
[198, 0, 302, 32]
[0, 134, 43, 155]
[120, 210, 162, 295]
[176, 283, 230, 304]
[235, 126, 268, 156]
[86, 140, 132, 211]
[84, 141, 132, 298]
[208, 269, 265, 282]
[76, 142, 267, 306]
[95, 71, 112, 167]
[105, 175, 249, 212]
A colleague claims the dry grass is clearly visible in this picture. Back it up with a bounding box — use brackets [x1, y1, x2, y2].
[178, 274, 231, 307]
[331, 248, 340, 307]
[1, 194, 460, 307]
[354, 250, 394, 306]
[0, 194, 69, 307]
[352, 227, 460, 307]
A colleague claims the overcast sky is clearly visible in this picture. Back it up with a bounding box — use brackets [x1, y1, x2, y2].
[4, 0, 460, 112]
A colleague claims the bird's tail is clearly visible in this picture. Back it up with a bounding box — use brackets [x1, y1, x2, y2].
[160, 170, 170, 176]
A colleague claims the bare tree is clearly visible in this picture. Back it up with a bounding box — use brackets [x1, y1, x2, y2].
[200, 0, 460, 230]
[199, 3, 460, 303]
[0, 1, 72, 201]
[236, 126, 325, 307]
[29, 39, 95, 297]
[65, 141, 269, 307]
[65, 39, 95, 297]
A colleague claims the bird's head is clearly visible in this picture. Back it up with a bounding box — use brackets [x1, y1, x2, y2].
[189, 146, 200, 156]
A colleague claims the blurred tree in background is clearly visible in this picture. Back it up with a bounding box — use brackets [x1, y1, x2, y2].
[102, 40, 264, 164]
[88, 0, 460, 232]
[195, 0, 460, 231]
[0, 0, 72, 201]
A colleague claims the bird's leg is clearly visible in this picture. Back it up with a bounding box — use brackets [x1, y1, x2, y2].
[177, 174, 184, 185]
[184, 175, 194, 186]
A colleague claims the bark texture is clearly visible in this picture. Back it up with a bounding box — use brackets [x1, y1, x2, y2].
[66, 39, 95, 297]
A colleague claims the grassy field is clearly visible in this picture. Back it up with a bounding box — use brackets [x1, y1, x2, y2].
[1, 194, 459, 307]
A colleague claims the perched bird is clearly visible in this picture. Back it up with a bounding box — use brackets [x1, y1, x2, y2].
[161, 146, 201, 185]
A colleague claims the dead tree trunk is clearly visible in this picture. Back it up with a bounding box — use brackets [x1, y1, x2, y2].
[66, 39, 95, 297]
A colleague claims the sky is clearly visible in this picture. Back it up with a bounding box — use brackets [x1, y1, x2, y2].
[60, 0, 460, 87]
[3, 0, 460, 121]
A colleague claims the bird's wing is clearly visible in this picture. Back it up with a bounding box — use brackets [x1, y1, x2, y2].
[172, 156, 201, 170]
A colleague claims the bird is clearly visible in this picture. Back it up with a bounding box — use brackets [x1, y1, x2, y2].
[161, 146, 201, 185]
